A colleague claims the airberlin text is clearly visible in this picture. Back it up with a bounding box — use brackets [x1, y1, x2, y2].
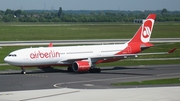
[30, 50, 60, 59]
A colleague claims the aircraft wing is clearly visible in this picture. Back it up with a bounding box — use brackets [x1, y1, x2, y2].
[138, 48, 177, 55]
[59, 48, 177, 63]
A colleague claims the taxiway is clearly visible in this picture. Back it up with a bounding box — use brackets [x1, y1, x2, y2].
[0, 64, 180, 92]
[0, 64, 180, 101]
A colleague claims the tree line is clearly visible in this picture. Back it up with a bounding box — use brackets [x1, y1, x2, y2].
[0, 8, 180, 22]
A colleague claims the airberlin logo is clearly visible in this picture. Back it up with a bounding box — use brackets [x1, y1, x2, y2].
[142, 27, 151, 38]
[30, 50, 60, 59]
[141, 19, 154, 43]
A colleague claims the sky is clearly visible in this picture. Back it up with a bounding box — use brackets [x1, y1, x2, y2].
[0, 0, 180, 11]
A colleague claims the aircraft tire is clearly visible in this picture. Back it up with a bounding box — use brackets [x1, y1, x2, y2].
[21, 71, 26, 74]
[89, 68, 101, 73]
[67, 66, 74, 72]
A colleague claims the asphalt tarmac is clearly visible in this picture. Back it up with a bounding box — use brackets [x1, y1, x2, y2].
[0, 64, 180, 92]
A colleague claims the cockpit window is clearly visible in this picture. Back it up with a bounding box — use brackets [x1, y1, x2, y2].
[8, 54, 17, 57]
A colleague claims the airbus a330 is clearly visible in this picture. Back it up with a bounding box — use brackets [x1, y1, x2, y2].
[4, 14, 176, 74]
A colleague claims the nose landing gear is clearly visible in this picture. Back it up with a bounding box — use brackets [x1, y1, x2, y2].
[21, 67, 26, 74]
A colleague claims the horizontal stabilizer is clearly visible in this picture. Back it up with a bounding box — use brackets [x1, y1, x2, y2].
[168, 48, 177, 54]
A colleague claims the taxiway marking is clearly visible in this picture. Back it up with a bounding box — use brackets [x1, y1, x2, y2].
[54, 72, 180, 88]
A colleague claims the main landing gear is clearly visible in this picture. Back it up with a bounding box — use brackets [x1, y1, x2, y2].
[67, 66, 101, 73]
[67, 66, 74, 72]
[21, 67, 26, 74]
[89, 68, 101, 73]
[89, 63, 101, 73]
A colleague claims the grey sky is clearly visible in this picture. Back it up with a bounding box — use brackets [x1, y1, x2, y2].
[0, 0, 179, 11]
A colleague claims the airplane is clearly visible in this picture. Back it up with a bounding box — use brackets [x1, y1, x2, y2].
[4, 14, 176, 74]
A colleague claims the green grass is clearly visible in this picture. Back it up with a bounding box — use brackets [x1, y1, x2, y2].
[0, 24, 135, 41]
[112, 78, 180, 86]
[0, 22, 180, 41]
[98, 59, 180, 67]
[0, 65, 22, 71]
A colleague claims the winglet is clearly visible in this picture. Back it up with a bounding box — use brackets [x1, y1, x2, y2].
[168, 48, 177, 54]
[48, 42, 53, 47]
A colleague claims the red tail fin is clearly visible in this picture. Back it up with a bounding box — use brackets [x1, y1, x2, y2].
[128, 14, 156, 44]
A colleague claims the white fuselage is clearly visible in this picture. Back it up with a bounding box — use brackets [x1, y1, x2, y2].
[4, 43, 128, 67]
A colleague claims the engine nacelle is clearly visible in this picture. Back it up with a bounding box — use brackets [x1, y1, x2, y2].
[72, 61, 91, 72]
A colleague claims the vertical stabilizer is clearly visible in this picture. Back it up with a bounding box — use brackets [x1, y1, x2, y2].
[128, 14, 156, 44]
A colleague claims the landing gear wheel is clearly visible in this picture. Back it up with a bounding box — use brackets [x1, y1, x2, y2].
[89, 68, 101, 73]
[97, 68, 101, 73]
[67, 66, 74, 72]
[21, 71, 26, 74]
[21, 67, 26, 74]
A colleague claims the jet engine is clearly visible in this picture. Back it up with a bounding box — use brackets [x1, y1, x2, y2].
[72, 61, 91, 72]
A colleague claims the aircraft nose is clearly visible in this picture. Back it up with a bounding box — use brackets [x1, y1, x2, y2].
[4, 57, 11, 63]
[4, 56, 16, 65]
[4, 55, 23, 66]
